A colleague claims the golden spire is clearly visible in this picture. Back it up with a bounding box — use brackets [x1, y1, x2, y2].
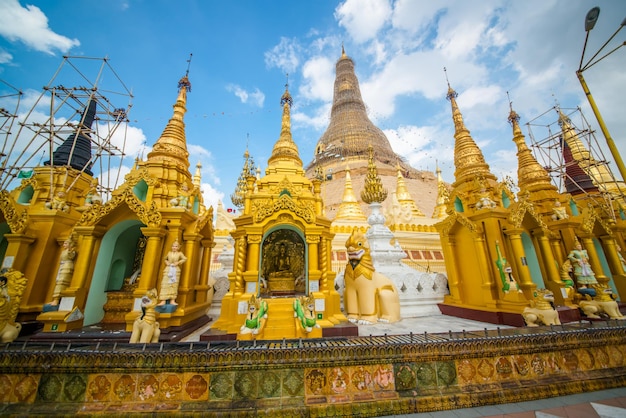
[432, 163, 450, 219]
[508, 103, 555, 194]
[267, 80, 302, 167]
[307, 47, 403, 172]
[146, 75, 191, 171]
[445, 72, 495, 185]
[193, 161, 202, 189]
[231, 147, 256, 209]
[395, 164, 424, 217]
[361, 144, 388, 203]
[335, 164, 367, 221]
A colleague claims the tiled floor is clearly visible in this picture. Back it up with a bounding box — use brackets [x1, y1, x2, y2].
[390, 388, 626, 417]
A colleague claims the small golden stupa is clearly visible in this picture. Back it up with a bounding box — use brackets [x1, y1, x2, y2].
[207, 83, 349, 340]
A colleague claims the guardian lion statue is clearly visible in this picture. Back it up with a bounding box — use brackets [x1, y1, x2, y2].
[343, 229, 400, 324]
[577, 284, 624, 320]
[129, 289, 161, 344]
[0, 269, 27, 343]
[522, 289, 561, 327]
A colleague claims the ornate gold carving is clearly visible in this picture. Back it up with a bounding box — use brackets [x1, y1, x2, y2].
[247, 235, 262, 245]
[76, 188, 162, 228]
[581, 203, 612, 236]
[268, 177, 302, 197]
[361, 144, 387, 204]
[193, 205, 214, 234]
[252, 194, 315, 224]
[306, 236, 320, 244]
[0, 191, 28, 234]
[437, 211, 478, 237]
[508, 197, 548, 231]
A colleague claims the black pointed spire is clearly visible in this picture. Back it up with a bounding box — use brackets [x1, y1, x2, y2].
[44, 99, 96, 175]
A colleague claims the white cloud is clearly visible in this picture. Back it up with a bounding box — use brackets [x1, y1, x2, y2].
[335, 0, 392, 44]
[264, 37, 301, 74]
[225, 84, 265, 107]
[299, 56, 335, 102]
[0, 0, 80, 56]
[385, 124, 454, 172]
[292, 102, 331, 131]
[201, 182, 225, 213]
[0, 49, 12, 64]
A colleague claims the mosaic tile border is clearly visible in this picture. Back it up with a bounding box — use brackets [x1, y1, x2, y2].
[0, 326, 625, 416]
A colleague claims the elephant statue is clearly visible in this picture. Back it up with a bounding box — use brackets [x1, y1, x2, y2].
[129, 289, 161, 344]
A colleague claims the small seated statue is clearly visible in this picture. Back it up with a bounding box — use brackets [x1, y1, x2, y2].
[45, 191, 70, 212]
[475, 188, 496, 210]
[239, 294, 268, 337]
[294, 293, 320, 333]
[84, 178, 103, 206]
[170, 184, 192, 209]
[551, 200, 569, 221]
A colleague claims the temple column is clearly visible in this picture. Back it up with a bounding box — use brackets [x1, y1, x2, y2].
[232, 235, 247, 295]
[601, 236, 623, 275]
[600, 236, 626, 298]
[307, 235, 321, 287]
[440, 235, 461, 303]
[70, 225, 107, 306]
[534, 233, 570, 305]
[242, 234, 261, 294]
[319, 237, 331, 292]
[179, 231, 202, 306]
[135, 226, 167, 296]
[473, 232, 498, 307]
[537, 234, 561, 284]
[195, 238, 214, 303]
[504, 230, 535, 298]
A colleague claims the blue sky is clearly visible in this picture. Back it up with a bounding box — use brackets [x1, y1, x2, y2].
[1, 0, 625, 211]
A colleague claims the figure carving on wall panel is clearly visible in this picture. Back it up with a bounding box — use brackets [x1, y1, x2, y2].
[158, 240, 187, 306]
[567, 238, 597, 290]
[48, 236, 77, 306]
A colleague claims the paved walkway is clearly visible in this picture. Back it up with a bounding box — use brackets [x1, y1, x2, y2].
[185, 312, 626, 418]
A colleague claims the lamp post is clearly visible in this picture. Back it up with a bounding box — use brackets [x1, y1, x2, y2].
[577, 7, 626, 181]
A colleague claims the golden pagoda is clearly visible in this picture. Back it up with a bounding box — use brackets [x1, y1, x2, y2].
[436, 83, 625, 324]
[207, 84, 349, 340]
[22, 74, 216, 335]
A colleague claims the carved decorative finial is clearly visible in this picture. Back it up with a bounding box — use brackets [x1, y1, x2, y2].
[176, 53, 193, 92]
[231, 142, 256, 209]
[444, 67, 458, 101]
[507, 91, 520, 126]
[280, 74, 292, 107]
[361, 144, 388, 204]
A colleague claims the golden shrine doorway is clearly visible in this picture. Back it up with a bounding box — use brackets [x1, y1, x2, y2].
[260, 227, 306, 297]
